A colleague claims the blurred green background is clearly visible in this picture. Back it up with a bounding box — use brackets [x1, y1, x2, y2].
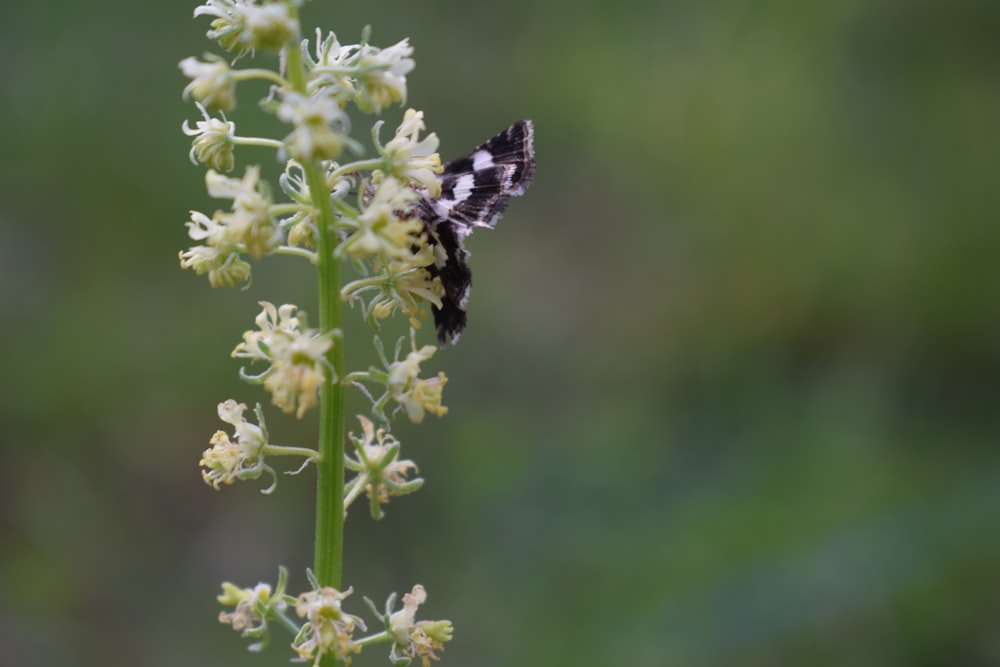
[2, 1, 999, 665]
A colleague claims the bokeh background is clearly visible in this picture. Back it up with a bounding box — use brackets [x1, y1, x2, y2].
[2, 1, 999, 665]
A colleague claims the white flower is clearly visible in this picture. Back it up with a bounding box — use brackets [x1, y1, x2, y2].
[342, 178, 423, 261]
[194, 0, 298, 55]
[276, 161, 322, 249]
[292, 586, 364, 666]
[218, 581, 273, 634]
[242, 2, 297, 50]
[233, 302, 334, 419]
[386, 343, 435, 396]
[344, 416, 423, 519]
[217, 571, 289, 652]
[263, 343, 330, 419]
[234, 301, 302, 361]
[184, 209, 226, 245]
[385, 585, 453, 667]
[342, 251, 444, 329]
[386, 341, 448, 423]
[205, 167, 280, 258]
[276, 91, 350, 161]
[304, 29, 357, 99]
[218, 398, 265, 446]
[179, 211, 251, 287]
[183, 102, 236, 171]
[180, 55, 236, 112]
[206, 166, 266, 207]
[354, 39, 415, 113]
[379, 109, 442, 197]
[199, 399, 269, 489]
[178, 245, 251, 288]
[310, 29, 348, 68]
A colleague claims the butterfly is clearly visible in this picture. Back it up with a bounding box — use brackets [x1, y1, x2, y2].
[414, 120, 536, 344]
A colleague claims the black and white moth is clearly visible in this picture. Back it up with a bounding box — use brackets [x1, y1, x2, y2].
[415, 120, 536, 345]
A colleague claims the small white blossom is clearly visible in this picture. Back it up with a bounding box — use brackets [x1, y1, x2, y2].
[243, 2, 298, 50]
[184, 209, 226, 245]
[276, 161, 322, 249]
[206, 167, 280, 258]
[354, 39, 415, 113]
[179, 211, 251, 287]
[342, 252, 444, 330]
[304, 30, 357, 100]
[263, 342, 330, 419]
[219, 398, 266, 446]
[180, 55, 236, 112]
[217, 569, 290, 653]
[183, 102, 236, 171]
[342, 178, 423, 261]
[386, 585, 453, 667]
[194, 0, 298, 56]
[344, 416, 423, 519]
[206, 166, 267, 207]
[378, 109, 442, 197]
[386, 340, 448, 423]
[284, 213, 318, 249]
[292, 586, 364, 667]
[233, 302, 334, 419]
[218, 581, 273, 635]
[276, 91, 350, 161]
[178, 245, 251, 288]
[199, 399, 270, 489]
[234, 302, 303, 361]
[310, 29, 348, 68]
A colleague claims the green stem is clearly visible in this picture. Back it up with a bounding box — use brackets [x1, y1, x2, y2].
[274, 245, 318, 262]
[343, 478, 365, 511]
[272, 607, 302, 637]
[286, 22, 346, 592]
[232, 67, 290, 88]
[262, 444, 320, 459]
[353, 630, 393, 648]
[233, 136, 285, 150]
[327, 157, 386, 182]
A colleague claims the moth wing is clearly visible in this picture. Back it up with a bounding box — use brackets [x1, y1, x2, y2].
[420, 120, 536, 345]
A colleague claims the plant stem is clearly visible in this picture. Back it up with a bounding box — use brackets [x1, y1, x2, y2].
[262, 444, 320, 459]
[308, 159, 346, 590]
[285, 23, 346, 592]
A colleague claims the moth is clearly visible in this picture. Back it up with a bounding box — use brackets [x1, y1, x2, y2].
[415, 120, 536, 345]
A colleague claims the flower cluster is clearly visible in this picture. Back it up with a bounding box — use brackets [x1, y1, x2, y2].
[276, 90, 351, 162]
[179, 166, 281, 286]
[217, 568, 291, 653]
[386, 340, 449, 424]
[340, 177, 424, 262]
[179, 20, 444, 315]
[218, 582, 274, 643]
[233, 302, 334, 419]
[341, 252, 444, 330]
[183, 102, 236, 171]
[206, 167, 281, 258]
[385, 586, 454, 667]
[200, 399, 270, 490]
[180, 54, 236, 111]
[344, 416, 423, 519]
[195, 0, 299, 58]
[292, 586, 365, 666]
[375, 109, 442, 197]
[353, 39, 415, 113]
[181, 2, 461, 665]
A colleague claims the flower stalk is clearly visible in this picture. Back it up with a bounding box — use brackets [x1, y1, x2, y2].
[307, 156, 346, 590]
[269, 7, 349, 590]
[178, 2, 474, 664]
